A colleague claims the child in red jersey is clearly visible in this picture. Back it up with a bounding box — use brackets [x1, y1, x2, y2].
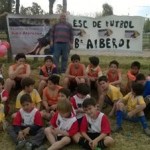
[63, 54, 86, 92]
[78, 97, 114, 150]
[8, 94, 45, 150]
[38, 56, 57, 96]
[44, 99, 78, 150]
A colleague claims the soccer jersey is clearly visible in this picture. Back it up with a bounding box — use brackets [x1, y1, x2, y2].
[15, 89, 41, 109]
[123, 92, 145, 112]
[80, 112, 110, 134]
[50, 112, 78, 136]
[107, 85, 123, 102]
[70, 94, 90, 119]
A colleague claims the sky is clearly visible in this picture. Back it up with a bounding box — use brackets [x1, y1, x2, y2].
[20, 0, 150, 18]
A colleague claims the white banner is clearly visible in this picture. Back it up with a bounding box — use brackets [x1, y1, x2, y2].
[7, 14, 145, 55]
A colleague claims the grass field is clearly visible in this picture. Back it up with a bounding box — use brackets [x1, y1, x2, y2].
[0, 54, 150, 150]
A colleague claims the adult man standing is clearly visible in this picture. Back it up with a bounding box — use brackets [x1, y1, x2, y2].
[50, 13, 73, 73]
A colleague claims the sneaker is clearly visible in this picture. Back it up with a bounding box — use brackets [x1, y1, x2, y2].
[16, 140, 26, 150]
[112, 125, 123, 133]
[144, 128, 150, 136]
[25, 142, 33, 150]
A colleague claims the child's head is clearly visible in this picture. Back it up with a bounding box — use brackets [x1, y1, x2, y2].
[109, 60, 119, 72]
[20, 94, 33, 112]
[57, 99, 72, 118]
[58, 88, 71, 101]
[48, 74, 60, 89]
[135, 73, 146, 85]
[76, 83, 90, 98]
[44, 56, 54, 67]
[21, 77, 35, 92]
[89, 56, 99, 67]
[98, 75, 109, 90]
[71, 54, 80, 63]
[15, 53, 26, 64]
[130, 61, 140, 75]
[131, 82, 144, 96]
[82, 97, 97, 118]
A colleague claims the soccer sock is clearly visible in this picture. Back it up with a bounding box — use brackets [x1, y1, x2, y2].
[116, 110, 123, 127]
[78, 137, 91, 149]
[138, 115, 148, 129]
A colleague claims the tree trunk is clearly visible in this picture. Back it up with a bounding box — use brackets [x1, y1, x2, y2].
[63, 0, 67, 13]
[16, 0, 20, 14]
[49, 0, 56, 14]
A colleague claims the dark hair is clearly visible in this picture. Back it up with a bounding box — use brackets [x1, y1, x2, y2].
[131, 61, 141, 69]
[82, 97, 97, 108]
[132, 82, 144, 96]
[89, 56, 99, 67]
[48, 74, 60, 85]
[71, 54, 80, 62]
[109, 60, 119, 68]
[58, 88, 70, 98]
[77, 83, 90, 95]
[15, 53, 26, 61]
[0, 77, 4, 85]
[98, 75, 108, 83]
[136, 73, 146, 81]
[44, 56, 53, 62]
[21, 77, 35, 89]
[20, 94, 32, 104]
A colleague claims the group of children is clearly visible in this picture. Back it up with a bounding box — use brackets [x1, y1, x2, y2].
[0, 52, 150, 150]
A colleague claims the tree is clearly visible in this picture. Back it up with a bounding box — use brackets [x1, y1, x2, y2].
[144, 19, 150, 33]
[49, 0, 56, 14]
[20, 2, 45, 15]
[56, 4, 63, 14]
[102, 3, 113, 16]
[16, 0, 20, 14]
[63, 0, 67, 13]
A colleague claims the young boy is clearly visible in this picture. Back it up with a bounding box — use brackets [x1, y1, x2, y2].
[15, 77, 41, 110]
[98, 75, 123, 117]
[86, 56, 102, 88]
[4, 53, 31, 93]
[0, 77, 9, 115]
[107, 60, 122, 88]
[78, 97, 114, 150]
[126, 61, 140, 93]
[38, 56, 57, 96]
[113, 82, 150, 136]
[70, 83, 90, 124]
[136, 73, 150, 117]
[44, 99, 78, 150]
[57, 88, 71, 101]
[8, 94, 45, 150]
[63, 54, 86, 92]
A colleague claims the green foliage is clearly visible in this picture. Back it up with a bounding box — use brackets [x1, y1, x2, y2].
[20, 2, 45, 15]
[55, 4, 63, 14]
[144, 19, 150, 33]
[102, 3, 113, 16]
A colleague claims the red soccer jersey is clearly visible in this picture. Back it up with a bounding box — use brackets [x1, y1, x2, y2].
[80, 112, 111, 135]
[13, 108, 43, 126]
[50, 112, 78, 136]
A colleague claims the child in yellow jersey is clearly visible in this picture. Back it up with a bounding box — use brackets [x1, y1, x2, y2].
[98, 75, 123, 117]
[113, 82, 150, 136]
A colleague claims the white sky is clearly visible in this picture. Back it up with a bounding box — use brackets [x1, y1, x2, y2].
[20, 0, 150, 17]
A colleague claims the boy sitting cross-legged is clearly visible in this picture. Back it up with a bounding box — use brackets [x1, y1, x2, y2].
[78, 97, 114, 150]
[113, 82, 150, 136]
[44, 99, 79, 150]
[8, 94, 45, 150]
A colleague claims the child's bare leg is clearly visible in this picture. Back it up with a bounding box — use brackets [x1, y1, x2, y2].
[109, 102, 117, 117]
[48, 136, 71, 150]
[44, 127, 56, 144]
[38, 80, 47, 96]
[63, 77, 69, 88]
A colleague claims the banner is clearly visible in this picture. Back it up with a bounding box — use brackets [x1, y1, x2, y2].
[7, 14, 145, 55]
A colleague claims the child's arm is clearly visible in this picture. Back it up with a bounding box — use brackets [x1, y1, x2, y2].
[65, 64, 75, 79]
[36, 102, 41, 110]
